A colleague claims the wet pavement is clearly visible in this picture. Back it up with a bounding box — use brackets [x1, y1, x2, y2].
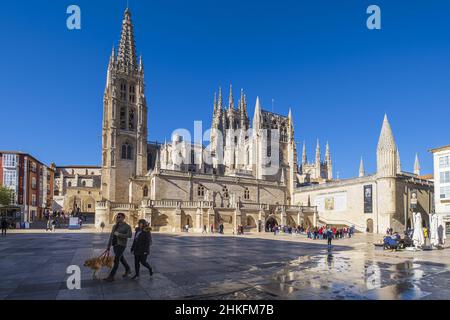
[1, 232, 450, 300]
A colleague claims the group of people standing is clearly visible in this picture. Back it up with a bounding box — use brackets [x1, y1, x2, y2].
[306, 226, 354, 242]
[103, 213, 153, 282]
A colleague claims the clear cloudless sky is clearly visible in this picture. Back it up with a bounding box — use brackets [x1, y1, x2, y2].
[0, 0, 449, 178]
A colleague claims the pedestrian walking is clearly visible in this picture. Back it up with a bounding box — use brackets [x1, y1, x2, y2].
[103, 213, 132, 282]
[1, 217, 8, 235]
[130, 219, 153, 279]
[202, 225, 207, 234]
[51, 219, 56, 232]
[327, 227, 333, 246]
[100, 221, 105, 233]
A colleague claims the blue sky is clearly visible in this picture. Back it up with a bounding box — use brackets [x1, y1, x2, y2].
[0, 0, 449, 177]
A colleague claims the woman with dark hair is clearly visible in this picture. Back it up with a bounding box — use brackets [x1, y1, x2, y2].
[130, 219, 153, 279]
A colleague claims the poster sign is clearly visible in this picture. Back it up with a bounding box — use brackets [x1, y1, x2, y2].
[410, 190, 418, 209]
[364, 185, 373, 213]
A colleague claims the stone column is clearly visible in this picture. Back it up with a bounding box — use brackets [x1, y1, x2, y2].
[208, 208, 215, 233]
[281, 206, 287, 226]
[234, 208, 242, 234]
[313, 211, 318, 227]
[195, 207, 202, 233]
[174, 203, 182, 232]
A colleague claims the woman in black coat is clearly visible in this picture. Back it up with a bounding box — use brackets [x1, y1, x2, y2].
[131, 219, 153, 279]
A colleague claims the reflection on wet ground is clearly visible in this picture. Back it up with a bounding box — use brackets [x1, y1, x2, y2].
[1, 232, 450, 300]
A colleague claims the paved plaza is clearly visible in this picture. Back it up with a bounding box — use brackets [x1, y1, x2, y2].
[1, 231, 450, 300]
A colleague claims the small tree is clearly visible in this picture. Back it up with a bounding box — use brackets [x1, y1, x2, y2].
[0, 187, 12, 206]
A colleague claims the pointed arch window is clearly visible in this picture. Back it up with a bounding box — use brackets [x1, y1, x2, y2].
[244, 187, 250, 200]
[121, 142, 133, 160]
[120, 106, 127, 130]
[111, 150, 115, 166]
[129, 83, 136, 103]
[222, 186, 229, 199]
[128, 108, 135, 131]
[120, 80, 127, 101]
[198, 184, 205, 197]
[143, 185, 149, 197]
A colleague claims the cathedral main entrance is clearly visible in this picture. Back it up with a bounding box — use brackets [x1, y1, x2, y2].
[265, 216, 278, 232]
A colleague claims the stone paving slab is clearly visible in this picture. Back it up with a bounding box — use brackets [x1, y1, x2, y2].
[1, 232, 450, 300]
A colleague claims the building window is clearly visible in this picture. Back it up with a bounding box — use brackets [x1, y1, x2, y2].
[121, 143, 133, 160]
[31, 162, 37, 173]
[120, 80, 127, 101]
[32, 194, 37, 206]
[3, 154, 17, 167]
[198, 184, 205, 197]
[440, 186, 450, 199]
[88, 204, 92, 209]
[439, 156, 450, 169]
[143, 185, 149, 197]
[128, 108, 135, 131]
[120, 106, 127, 130]
[440, 171, 450, 184]
[244, 187, 250, 200]
[3, 170, 17, 188]
[31, 177, 37, 189]
[190, 149, 195, 165]
[267, 130, 272, 157]
[111, 150, 115, 166]
[54, 190, 59, 196]
[82, 181, 86, 187]
[68, 181, 72, 187]
[103, 152, 107, 167]
[222, 186, 229, 199]
[129, 84, 136, 103]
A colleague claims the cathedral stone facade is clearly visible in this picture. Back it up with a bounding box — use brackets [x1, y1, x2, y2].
[293, 115, 434, 233]
[95, 9, 318, 232]
[95, 9, 433, 234]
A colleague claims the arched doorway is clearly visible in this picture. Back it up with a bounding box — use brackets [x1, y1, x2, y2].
[181, 213, 193, 229]
[246, 216, 257, 230]
[366, 218, 374, 233]
[153, 214, 169, 231]
[265, 216, 278, 232]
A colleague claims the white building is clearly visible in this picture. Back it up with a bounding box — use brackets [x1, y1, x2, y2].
[430, 145, 450, 232]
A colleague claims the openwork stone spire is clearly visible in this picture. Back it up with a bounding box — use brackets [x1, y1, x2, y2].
[117, 8, 137, 71]
[359, 157, 365, 177]
[414, 153, 421, 176]
[377, 114, 396, 151]
[377, 114, 397, 177]
[302, 141, 307, 165]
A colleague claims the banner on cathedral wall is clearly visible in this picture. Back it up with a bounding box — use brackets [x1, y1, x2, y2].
[364, 185, 373, 213]
[315, 192, 347, 213]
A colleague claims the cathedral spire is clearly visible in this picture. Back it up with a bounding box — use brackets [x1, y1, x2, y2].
[139, 54, 144, 73]
[325, 142, 330, 161]
[218, 87, 223, 110]
[359, 157, 365, 177]
[377, 114, 397, 177]
[302, 141, 307, 165]
[315, 139, 321, 163]
[396, 148, 401, 174]
[414, 153, 421, 176]
[228, 84, 234, 109]
[325, 141, 332, 179]
[253, 96, 262, 128]
[117, 8, 137, 71]
[213, 91, 217, 112]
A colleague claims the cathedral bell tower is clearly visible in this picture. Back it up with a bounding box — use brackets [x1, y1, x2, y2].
[101, 8, 148, 203]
